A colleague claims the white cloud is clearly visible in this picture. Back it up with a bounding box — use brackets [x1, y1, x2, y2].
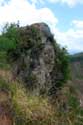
[49, 0, 83, 7]
[23, 0, 83, 7]
[51, 21, 83, 53]
[30, 0, 44, 5]
[72, 20, 83, 29]
[0, 0, 58, 26]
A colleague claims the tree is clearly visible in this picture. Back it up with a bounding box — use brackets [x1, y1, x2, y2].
[0, 23, 19, 51]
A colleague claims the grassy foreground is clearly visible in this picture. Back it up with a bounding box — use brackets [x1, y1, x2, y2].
[0, 75, 83, 125]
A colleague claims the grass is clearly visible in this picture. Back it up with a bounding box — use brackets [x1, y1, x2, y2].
[0, 69, 83, 125]
[0, 77, 55, 124]
[11, 82, 56, 124]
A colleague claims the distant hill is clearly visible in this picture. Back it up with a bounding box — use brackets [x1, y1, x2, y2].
[70, 52, 83, 79]
[70, 52, 83, 94]
[70, 52, 83, 62]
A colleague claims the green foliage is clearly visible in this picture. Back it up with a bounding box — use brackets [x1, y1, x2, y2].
[0, 76, 17, 95]
[50, 42, 70, 90]
[0, 23, 19, 51]
[0, 77, 9, 90]
[0, 51, 10, 69]
[57, 47, 70, 83]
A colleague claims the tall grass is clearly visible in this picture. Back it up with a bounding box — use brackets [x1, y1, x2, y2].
[0, 76, 83, 125]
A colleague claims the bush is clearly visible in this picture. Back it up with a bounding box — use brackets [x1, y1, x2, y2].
[0, 23, 19, 51]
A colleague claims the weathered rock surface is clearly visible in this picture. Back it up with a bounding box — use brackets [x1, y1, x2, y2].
[9, 23, 68, 95]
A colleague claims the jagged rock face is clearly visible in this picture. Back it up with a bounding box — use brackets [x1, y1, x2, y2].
[30, 41, 55, 94]
[11, 23, 65, 95]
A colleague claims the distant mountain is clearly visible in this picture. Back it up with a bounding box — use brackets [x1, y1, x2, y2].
[70, 52, 83, 95]
[70, 52, 83, 62]
[70, 52, 83, 80]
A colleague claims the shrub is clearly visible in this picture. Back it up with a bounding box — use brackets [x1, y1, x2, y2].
[0, 23, 19, 51]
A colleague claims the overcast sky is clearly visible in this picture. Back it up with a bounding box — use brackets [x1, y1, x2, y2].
[0, 0, 83, 53]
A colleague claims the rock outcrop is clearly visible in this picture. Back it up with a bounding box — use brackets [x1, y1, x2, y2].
[8, 23, 69, 95]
